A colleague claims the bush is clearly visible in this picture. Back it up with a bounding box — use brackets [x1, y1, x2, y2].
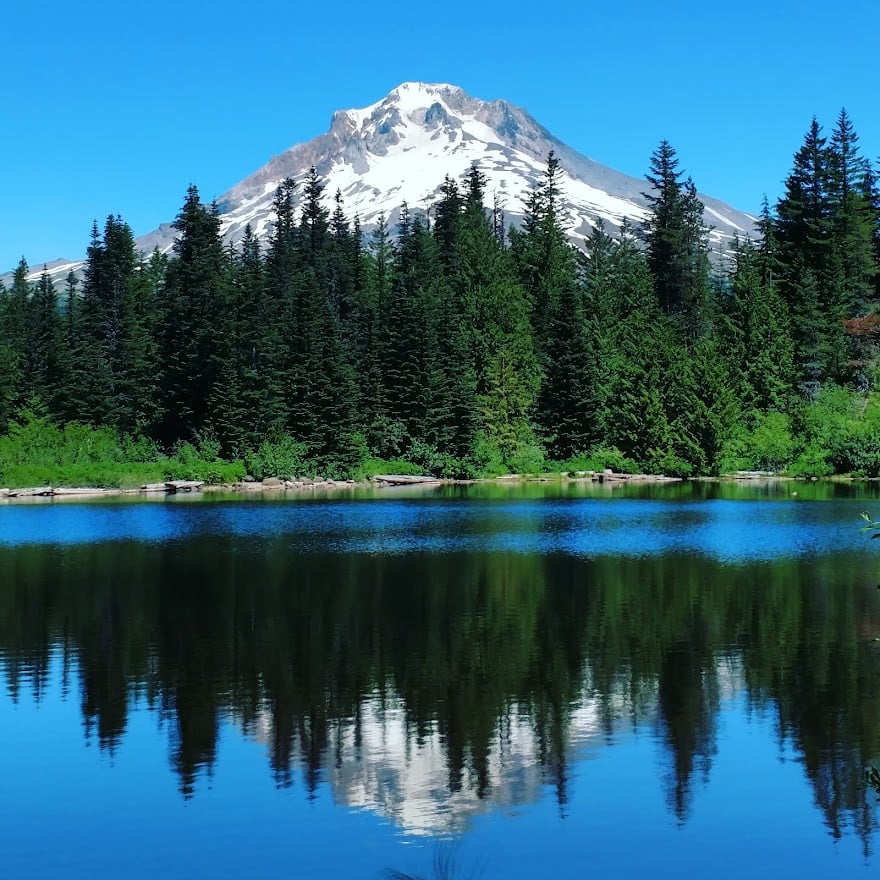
[358, 457, 425, 478]
[721, 411, 796, 473]
[786, 443, 834, 478]
[560, 446, 641, 476]
[506, 442, 546, 476]
[644, 448, 694, 478]
[243, 436, 310, 481]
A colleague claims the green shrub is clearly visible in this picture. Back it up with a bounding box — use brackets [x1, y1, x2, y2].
[644, 448, 694, 478]
[358, 457, 425, 478]
[243, 436, 309, 480]
[506, 443, 546, 476]
[786, 443, 834, 478]
[562, 446, 641, 475]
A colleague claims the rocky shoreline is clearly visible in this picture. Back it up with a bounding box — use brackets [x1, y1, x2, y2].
[0, 469, 699, 504]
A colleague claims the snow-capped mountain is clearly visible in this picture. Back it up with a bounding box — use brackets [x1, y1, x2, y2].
[17, 82, 755, 282]
[145, 81, 754, 255]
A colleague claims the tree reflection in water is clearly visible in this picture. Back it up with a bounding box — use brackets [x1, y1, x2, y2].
[1, 535, 879, 845]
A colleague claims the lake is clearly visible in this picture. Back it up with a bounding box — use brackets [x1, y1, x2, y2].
[2, 480, 880, 878]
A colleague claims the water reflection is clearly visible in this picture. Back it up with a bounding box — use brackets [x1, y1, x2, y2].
[2, 505, 880, 857]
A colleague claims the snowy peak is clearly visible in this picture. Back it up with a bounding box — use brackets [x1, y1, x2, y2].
[38, 82, 757, 276]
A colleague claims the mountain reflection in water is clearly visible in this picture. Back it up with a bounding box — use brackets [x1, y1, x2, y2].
[1, 493, 880, 877]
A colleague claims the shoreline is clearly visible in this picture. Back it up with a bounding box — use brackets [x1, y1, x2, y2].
[0, 470, 869, 505]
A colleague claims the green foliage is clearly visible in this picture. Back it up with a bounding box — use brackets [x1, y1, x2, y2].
[4, 139, 880, 481]
[0, 408, 244, 487]
[243, 435, 310, 480]
[792, 385, 880, 475]
[558, 446, 641, 475]
[644, 449, 694, 478]
[162, 447, 245, 485]
[720, 411, 797, 473]
[408, 438, 477, 480]
[0, 408, 124, 470]
[786, 442, 834, 478]
[358, 457, 425, 478]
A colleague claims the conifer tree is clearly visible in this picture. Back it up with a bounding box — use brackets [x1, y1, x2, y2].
[510, 150, 574, 344]
[775, 119, 834, 385]
[158, 186, 232, 447]
[511, 153, 593, 458]
[827, 109, 877, 381]
[30, 269, 69, 416]
[456, 166, 538, 464]
[597, 232, 672, 464]
[218, 225, 283, 451]
[1, 259, 33, 415]
[278, 168, 359, 470]
[729, 239, 795, 414]
[642, 141, 711, 341]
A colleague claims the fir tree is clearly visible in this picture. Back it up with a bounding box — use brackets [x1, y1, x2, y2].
[729, 239, 795, 414]
[158, 186, 232, 447]
[775, 118, 834, 384]
[30, 269, 68, 416]
[642, 140, 711, 341]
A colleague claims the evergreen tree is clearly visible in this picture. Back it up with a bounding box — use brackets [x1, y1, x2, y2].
[510, 150, 574, 344]
[30, 269, 68, 416]
[456, 165, 539, 464]
[217, 226, 284, 451]
[597, 231, 673, 465]
[729, 239, 795, 413]
[775, 119, 835, 385]
[827, 109, 877, 381]
[275, 168, 360, 471]
[66, 216, 159, 433]
[1, 259, 33, 415]
[642, 141, 711, 341]
[157, 186, 232, 447]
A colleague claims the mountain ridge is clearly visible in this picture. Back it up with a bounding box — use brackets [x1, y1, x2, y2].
[13, 82, 755, 281]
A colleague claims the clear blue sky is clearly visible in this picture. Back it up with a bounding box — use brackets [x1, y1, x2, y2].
[2, 0, 878, 272]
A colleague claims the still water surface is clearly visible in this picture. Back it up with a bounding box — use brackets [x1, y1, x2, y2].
[2, 481, 880, 878]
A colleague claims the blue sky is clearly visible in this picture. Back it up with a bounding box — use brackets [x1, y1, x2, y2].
[2, 0, 878, 272]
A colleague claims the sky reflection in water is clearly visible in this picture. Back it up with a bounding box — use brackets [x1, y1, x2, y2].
[1, 488, 879, 878]
[0, 495, 871, 561]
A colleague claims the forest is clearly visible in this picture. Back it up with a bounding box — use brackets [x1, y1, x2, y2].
[1, 109, 879, 485]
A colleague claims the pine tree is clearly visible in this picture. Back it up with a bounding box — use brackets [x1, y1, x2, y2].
[1, 259, 33, 415]
[775, 118, 834, 385]
[729, 239, 795, 414]
[0, 278, 21, 430]
[157, 186, 232, 447]
[596, 231, 672, 464]
[510, 153, 589, 457]
[30, 268, 68, 416]
[275, 168, 360, 471]
[66, 216, 159, 433]
[827, 109, 877, 381]
[450, 164, 538, 465]
[357, 214, 394, 452]
[642, 141, 711, 341]
[510, 150, 574, 343]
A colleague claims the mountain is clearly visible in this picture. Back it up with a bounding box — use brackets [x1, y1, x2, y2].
[15, 82, 755, 282]
[145, 81, 754, 254]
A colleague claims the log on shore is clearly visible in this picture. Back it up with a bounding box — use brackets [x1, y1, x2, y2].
[372, 474, 441, 486]
[52, 487, 116, 497]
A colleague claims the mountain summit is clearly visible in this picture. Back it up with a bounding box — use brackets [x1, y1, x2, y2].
[136, 81, 753, 257]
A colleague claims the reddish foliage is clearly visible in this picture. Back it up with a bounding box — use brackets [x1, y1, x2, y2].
[842, 315, 880, 337]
